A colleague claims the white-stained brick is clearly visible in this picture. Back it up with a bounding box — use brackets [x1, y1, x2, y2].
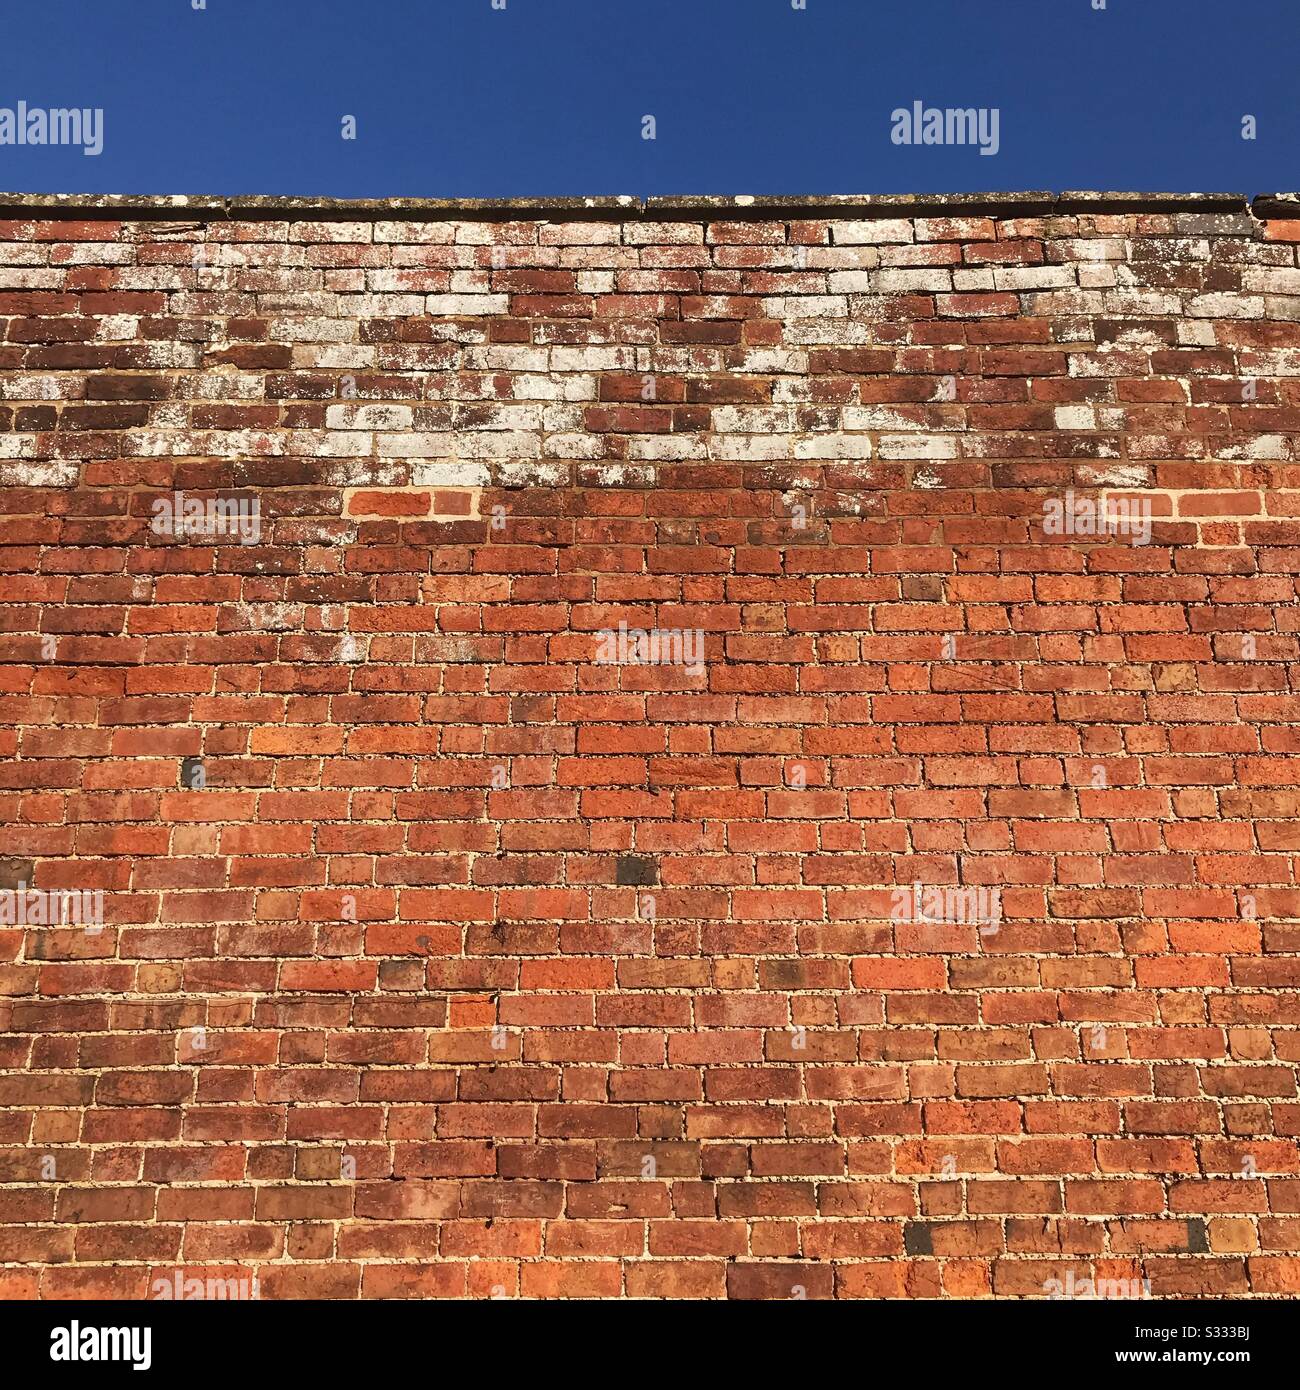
[543, 432, 607, 459]
[1188, 293, 1264, 319]
[495, 460, 568, 486]
[320, 459, 408, 486]
[0, 459, 74, 481]
[326, 404, 413, 430]
[795, 434, 873, 459]
[270, 316, 354, 342]
[843, 407, 927, 431]
[540, 222, 620, 245]
[878, 434, 958, 459]
[833, 220, 914, 245]
[992, 266, 1075, 290]
[762, 295, 848, 318]
[550, 347, 635, 372]
[298, 346, 375, 369]
[473, 348, 551, 372]
[805, 247, 879, 269]
[627, 435, 706, 459]
[58, 243, 134, 265]
[456, 431, 541, 459]
[710, 435, 791, 460]
[0, 440, 41, 463]
[1100, 291, 1182, 316]
[1053, 238, 1126, 261]
[561, 375, 597, 401]
[541, 404, 584, 431]
[872, 269, 953, 293]
[373, 221, 455, 244]
[285, 430, 368, 456]
[711, 407, 795, 434]
[410, 461, 491, 487]
[453, 404, 542, 431]
[622, 223, 704, 245]
[290, 222, 374, 243]
[0, 374, 77, 401]
[379, 432, 454, 457]
[94, 316, 139, 341]
[1176, 321, 1218, 346]
[0, 243, 51, 266]
[425, 294, 508, 316]
[576, 271, 616, 294]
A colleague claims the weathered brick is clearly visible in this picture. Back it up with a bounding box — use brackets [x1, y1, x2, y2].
[0, 198, 1295, 1301]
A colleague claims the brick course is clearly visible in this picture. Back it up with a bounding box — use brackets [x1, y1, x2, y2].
[1, 194, 1299, 1299]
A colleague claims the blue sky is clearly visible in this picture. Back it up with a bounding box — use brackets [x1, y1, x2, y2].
[0, 0, 1294, 198]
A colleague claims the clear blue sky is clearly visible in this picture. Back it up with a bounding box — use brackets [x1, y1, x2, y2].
[0, 0, 1294, 198]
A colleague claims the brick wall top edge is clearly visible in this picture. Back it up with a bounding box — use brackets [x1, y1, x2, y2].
[1, 190, 1289, 222]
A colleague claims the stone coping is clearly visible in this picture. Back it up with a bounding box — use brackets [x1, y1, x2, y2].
[0, 190, 1294, 221]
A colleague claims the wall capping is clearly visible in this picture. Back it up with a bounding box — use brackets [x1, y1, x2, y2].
[0, 190, 1285, 222]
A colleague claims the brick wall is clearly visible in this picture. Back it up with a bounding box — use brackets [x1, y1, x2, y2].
[2, 194, 1299, 1300]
